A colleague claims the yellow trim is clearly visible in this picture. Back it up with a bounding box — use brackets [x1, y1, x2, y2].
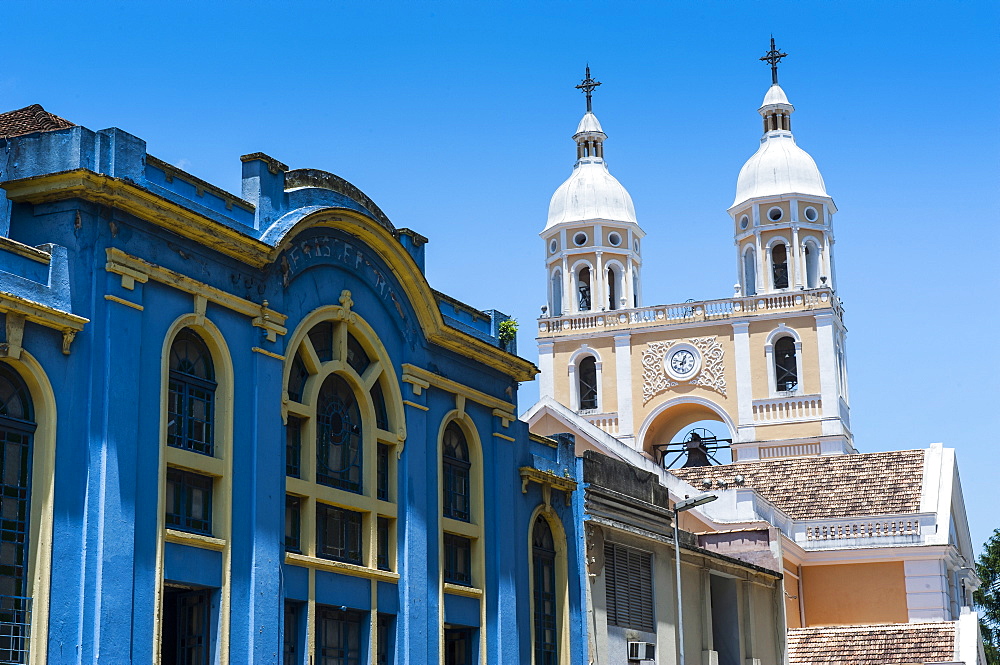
[403, 399, 429, 411]
[492, 432, 515, 442]
[104, 294, 144, 311]
[106, 248, 287, 341]
[526, 508, 572, 665]
[0, 236, 51, 264]
[164, 529, 227, 552]
[251, 346, 285, 361]
[154, 316, 234, 664]
[519, 467, 578, 501]
[403, 364, 516, 418]
[4, 173, 537, 379]
[2, 352, 56, 665]
[281, 304, 406, 653]
[5, 170, 274, 267]
[436, 412, 487, 663]
[284, 553, 401, 583]
[0, 290, 88, 358]
[443, 583, 483, 599]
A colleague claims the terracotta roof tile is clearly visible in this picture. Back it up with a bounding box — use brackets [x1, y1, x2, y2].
[787, 622, 956, 664]
[0, 104, 74, 139]
[670, 450, 925, 519]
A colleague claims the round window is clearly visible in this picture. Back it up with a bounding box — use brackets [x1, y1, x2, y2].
[804, 206, 819, 222]
[739, 214, 750, 230]
[608, 232, 622, 247]
[767, 206, 783, 222]
[633, 239, 640, 253]
[574, 232, 588, 246]
[549, 239, 558, 253]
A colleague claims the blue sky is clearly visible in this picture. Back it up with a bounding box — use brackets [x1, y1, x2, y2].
[4, 1, 997, 553]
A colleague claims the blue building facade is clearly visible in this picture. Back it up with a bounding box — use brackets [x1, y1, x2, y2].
[0, 105, 586, 665]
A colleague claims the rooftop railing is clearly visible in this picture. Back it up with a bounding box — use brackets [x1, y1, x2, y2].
[537, 288, 841, 337]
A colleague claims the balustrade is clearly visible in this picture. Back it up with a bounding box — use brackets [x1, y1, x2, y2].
[537, 288, 840, 336]
[753, 395, 823, 423]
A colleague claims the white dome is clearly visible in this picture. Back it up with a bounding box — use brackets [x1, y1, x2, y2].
[575, 112, 604, 135]
[733, 133, 827, 207]
[546, 160, 637, 230]
[760, 84, 791, 108]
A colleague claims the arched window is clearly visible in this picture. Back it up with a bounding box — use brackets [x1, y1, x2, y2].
[743, 247, 757, 296]
[316, 374, 363, 493]
[550, 270, 563, 317]
[774, 337, 798, 392]
[442, 422, 470, 522]
[532, 516, 557, 665]
[578, 356, 598, 412]
[771, 243, 789, 290]
[577, 267, 591, 312]
[607, 266, 618, 311]
[804, 242, 820, 288]
[0, 364, 35, 660]
[632, 269, 639, 308]
[168, 329, 216, 455]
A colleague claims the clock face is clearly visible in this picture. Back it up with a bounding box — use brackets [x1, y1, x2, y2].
[670, 350, 696, 375]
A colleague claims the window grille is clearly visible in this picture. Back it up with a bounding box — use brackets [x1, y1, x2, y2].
[444, 627, 472, 665]
[316, 607, 362, 665]
[443, 534, 472, 586]
[442, 423, 470, 521]
[287, 353, 309, 403]
[532, 516, 558, 665]
[167, 329, 216, 456]
[285, 496, 301, 553]
[377, 517, 390, 571]
[0, 366, 34, 665]
[316, 375, 363, 493]
[0, 595, 31, 664]
[166, 468, 213, 535]
[317, 504, 362, 565]
[604, 543, 654, 632]
[578, 356, 598, 411]
[286, 417, 302, 478]
[283, 602, 299, 665]
[376, 615, 391, 665]
[370, 382, 389, 431]
[771, 244, 789, 289]
[376, 444, 389, 501]
[774, 337, 798, 392]
[176, 590, 210, 665]
[345, 334, 371, 375]
[308, 322, 335, 363]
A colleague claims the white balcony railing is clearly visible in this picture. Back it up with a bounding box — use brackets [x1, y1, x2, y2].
[792, 513, 936, 549]
[581, 411, 619, 436]
[538, 288, 841, 337]
[753, 394, 823, 424]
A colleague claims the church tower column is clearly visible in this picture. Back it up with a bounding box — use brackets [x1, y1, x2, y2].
[613, 333, 635, 446]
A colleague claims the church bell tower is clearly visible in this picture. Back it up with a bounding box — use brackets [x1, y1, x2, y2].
[531, 48, 854, 462]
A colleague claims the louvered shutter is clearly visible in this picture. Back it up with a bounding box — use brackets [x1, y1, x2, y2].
[604, 543, 654, 632]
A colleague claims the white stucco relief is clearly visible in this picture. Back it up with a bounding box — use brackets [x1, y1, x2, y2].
[641, 336, 726, 403]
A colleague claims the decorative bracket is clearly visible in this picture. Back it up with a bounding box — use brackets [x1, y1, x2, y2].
[519, 467, 577, 506]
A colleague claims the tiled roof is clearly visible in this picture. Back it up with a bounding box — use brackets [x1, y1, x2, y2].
[0, 104, 74, 139]
[787, 622, 956, 664]
[670, 450, 925, 519]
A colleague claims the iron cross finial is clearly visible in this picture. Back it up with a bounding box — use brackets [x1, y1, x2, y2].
[576, 65, 602, 113]
[760, 36, 788, 85]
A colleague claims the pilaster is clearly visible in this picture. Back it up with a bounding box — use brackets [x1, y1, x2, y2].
[538, 341, 555, 400]
[814, 313, 842, 436]
[613, 333, 634, 446]
[732, 321, 756, 443]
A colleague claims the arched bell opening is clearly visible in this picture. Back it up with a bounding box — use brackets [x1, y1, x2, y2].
[639, 401, 735, 466]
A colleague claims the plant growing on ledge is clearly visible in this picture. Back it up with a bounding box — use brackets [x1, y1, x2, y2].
[498, 318, 518, 346]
